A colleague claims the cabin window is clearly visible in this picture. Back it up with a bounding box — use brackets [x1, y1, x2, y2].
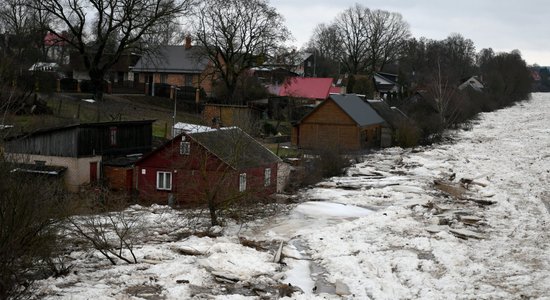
[264, 168, 271, 187]
[180, 141, 190, 155]
[239, 173, 247, 192]
[110, 127, 117, 146]
[156, 171, 172, 191]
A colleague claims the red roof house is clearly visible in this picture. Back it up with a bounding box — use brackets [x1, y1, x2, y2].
[275, 77, 340, 100]
[134, 127, 281, 206]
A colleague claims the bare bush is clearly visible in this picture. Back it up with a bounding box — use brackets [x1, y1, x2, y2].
[298, 146, 351, 187]
[68, 190, 143, 265]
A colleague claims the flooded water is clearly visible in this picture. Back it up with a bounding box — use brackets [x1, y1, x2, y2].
[248, 201, 373, 295]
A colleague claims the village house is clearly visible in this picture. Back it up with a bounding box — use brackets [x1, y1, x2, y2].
[3, 120, 154, 192]
[292, 94, 394, 151]
[131, 37, 214, 98]
[458, 76, 484, 91]
[373, 72, 400, 99]
[134, 127, 281, 206]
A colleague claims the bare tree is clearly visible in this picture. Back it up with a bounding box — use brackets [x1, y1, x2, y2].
[307, 23, 342, 77]
[193, 0, 289, 103]
[366, 9, 410, 72]
[33, 0, 194, 116]
[333, 3, 370, 74]
[427, 58, 461, 129]
[315, 4, 410, 75]
[0, 0, 52, 63]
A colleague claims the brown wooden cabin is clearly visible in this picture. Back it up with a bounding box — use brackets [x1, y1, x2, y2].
[291, 94, 388, 152]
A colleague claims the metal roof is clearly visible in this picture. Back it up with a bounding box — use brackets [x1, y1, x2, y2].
[277, 77, 335, 100]
[330, 94, 386, 127]
[132, 46, 209, 73]
[190, 127, 281, 169]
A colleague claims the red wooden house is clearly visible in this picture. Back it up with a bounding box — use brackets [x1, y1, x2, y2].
[134, 127, 281, 206]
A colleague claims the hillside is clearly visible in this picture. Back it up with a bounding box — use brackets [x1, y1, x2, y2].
[3, 93, 203, 138]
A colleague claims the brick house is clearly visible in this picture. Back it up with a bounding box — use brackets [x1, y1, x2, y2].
[131, 37, 214, 98]
[3, 120, 153, 192]
[135, 127, 281, 206]
[292, 94, 389, 152]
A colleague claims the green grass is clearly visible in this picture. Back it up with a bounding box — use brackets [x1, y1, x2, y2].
[7, 93, 205, 138]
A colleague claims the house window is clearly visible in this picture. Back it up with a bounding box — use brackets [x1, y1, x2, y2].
[239, 173, 247, 192]
[180, 141, 190, 155]
[264, 168, 271, 187]
[157, 171, 172, 190]
[110, 127, 117, 146]
[185, 74, 193, 87]
[160, 73, 168, 84]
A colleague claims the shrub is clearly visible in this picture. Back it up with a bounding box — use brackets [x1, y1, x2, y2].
[0, 160, 68, 299]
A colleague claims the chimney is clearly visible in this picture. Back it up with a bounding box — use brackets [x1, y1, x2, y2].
[185, 36, 192, 49]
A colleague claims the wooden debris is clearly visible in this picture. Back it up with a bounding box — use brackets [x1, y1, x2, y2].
[239, 237, 267, 251]
[449, 228, 484, 240]
[460, 178, 488, 188]
[459, 215, 482, 225]
[433, 180, 469, 199]
[460, 197, 496, 206]
[211, 271, 242, 283]
[273, 241, 284, 263]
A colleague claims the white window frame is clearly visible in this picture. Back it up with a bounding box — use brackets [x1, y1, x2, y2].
[239, 173, 247, 192]
[109, 127, 117, 146]
[156, 171, 172, 191]
[180, 141, 190, 155]
[264, 168, 271, 187]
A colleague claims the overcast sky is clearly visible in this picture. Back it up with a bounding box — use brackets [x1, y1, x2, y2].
[272, 0, 550, 66]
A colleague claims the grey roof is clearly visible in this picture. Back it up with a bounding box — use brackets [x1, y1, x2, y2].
[329, 94, 386, 127]
[10, 163, 66, 176]
[190, 128, 281, 169]
[132, 46, 209, 73]
[367, 99, 409, 129]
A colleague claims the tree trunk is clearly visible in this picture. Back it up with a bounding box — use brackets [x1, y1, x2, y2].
[209, 200, 218, 226]
[90, 70, 105, 122]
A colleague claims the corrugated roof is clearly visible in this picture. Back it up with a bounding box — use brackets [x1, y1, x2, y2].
[190, 127, 281, 169]
[330, 94, 386, 127]
[277, 77, 334, 100]
[132, 46, 209, 73]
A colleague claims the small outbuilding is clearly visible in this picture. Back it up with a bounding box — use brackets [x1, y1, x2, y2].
[4, 120, 154, 192]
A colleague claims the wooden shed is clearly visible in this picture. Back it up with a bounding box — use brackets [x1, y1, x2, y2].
[4, 120, 154, 192]
[292, 94, 387, 152]
[202, 103, 262, 130]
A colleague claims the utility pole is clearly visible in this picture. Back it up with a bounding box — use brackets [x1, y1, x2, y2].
[173, 87, 179, 137]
